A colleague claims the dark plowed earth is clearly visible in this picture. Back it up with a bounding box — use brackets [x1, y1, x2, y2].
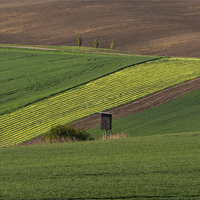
[1, 0, 200, 57]
[20, 77, 200, 146]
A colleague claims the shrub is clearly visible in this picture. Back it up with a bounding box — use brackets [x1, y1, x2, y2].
[45, 124, 93, 143]
[94, 38, 99, 49]
[78, 34, 82, 51]
[99, 132, 131, 140]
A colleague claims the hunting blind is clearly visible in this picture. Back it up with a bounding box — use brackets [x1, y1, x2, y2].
[99, 112, 112, 140]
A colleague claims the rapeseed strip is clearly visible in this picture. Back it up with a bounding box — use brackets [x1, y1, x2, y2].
[1, 58, 200, 146]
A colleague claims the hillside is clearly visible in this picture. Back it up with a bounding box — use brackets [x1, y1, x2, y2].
[1, 1, 200, 199]
[1, 55, 200, 147]
[1, 132, 200, 199]
[0, 47, 155, 115]
[1, 0, 200, 57]
[87, 85, 200, 139]
[22, 77, 200, 145]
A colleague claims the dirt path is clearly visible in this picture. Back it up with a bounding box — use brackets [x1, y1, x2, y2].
[0, 45, 57, 51]
[20, 77, 200, 146]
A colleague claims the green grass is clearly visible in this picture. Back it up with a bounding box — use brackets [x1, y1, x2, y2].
[1, 132, 200, 199]
[87, 88, 200, 139]
[1, 57, 200, 147]
[0, 47, 155, 115]
[0, 44, 129, 54]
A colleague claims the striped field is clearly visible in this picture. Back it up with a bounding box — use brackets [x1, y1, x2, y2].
[1, 58, 200, 146]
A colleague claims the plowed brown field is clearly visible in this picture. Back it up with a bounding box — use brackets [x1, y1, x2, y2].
[1, 0, 200, 57]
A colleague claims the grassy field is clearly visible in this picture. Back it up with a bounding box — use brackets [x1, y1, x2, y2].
[0, 44, 129, 54]
[1, 132, 200, 199]
[0, 47, 155, 115]
[88, 88, 200, 139]
[1, 57, 200, 147]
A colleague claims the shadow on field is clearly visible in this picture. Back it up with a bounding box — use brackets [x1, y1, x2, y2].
[43, 194, 200, 200]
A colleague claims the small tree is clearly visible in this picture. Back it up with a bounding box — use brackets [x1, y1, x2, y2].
[78, 34, 82, 51]
[94, 38, 99, 50]
[111, 40, 115, 50]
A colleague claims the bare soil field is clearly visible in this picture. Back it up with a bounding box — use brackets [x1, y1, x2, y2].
[1, 0, 200, 57]
[21, 77, 200, 146]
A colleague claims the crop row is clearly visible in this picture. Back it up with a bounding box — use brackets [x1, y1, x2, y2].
[1, 58, 200, 146]
[0, 48, 155, 115]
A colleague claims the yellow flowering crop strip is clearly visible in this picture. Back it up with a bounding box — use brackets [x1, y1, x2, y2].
[1, 58, 200, 146]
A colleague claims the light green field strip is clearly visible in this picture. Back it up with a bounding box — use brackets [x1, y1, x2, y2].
[1, 58, 200, 146]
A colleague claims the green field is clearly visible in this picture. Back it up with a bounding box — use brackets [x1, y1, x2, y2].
[1, 46, 200, 199]
[0, 47, 155, 115]
[1, 132, 200, 199]
[0, 44, 127, 54]
[88, 88, 200, 139]
[1, 55, 200, 147]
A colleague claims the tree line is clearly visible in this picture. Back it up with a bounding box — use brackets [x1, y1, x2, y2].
[78, 35, 115, 50]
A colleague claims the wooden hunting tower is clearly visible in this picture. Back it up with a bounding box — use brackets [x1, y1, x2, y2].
[99, 112, 112, 130]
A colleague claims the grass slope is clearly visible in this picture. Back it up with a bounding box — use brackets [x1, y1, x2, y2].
[1, 132, 200, 199]
[87, 88, 200, 139]
[1, 57, 200, 147]
[0, 47, 155, 114]
[0, 44, 129, 54]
